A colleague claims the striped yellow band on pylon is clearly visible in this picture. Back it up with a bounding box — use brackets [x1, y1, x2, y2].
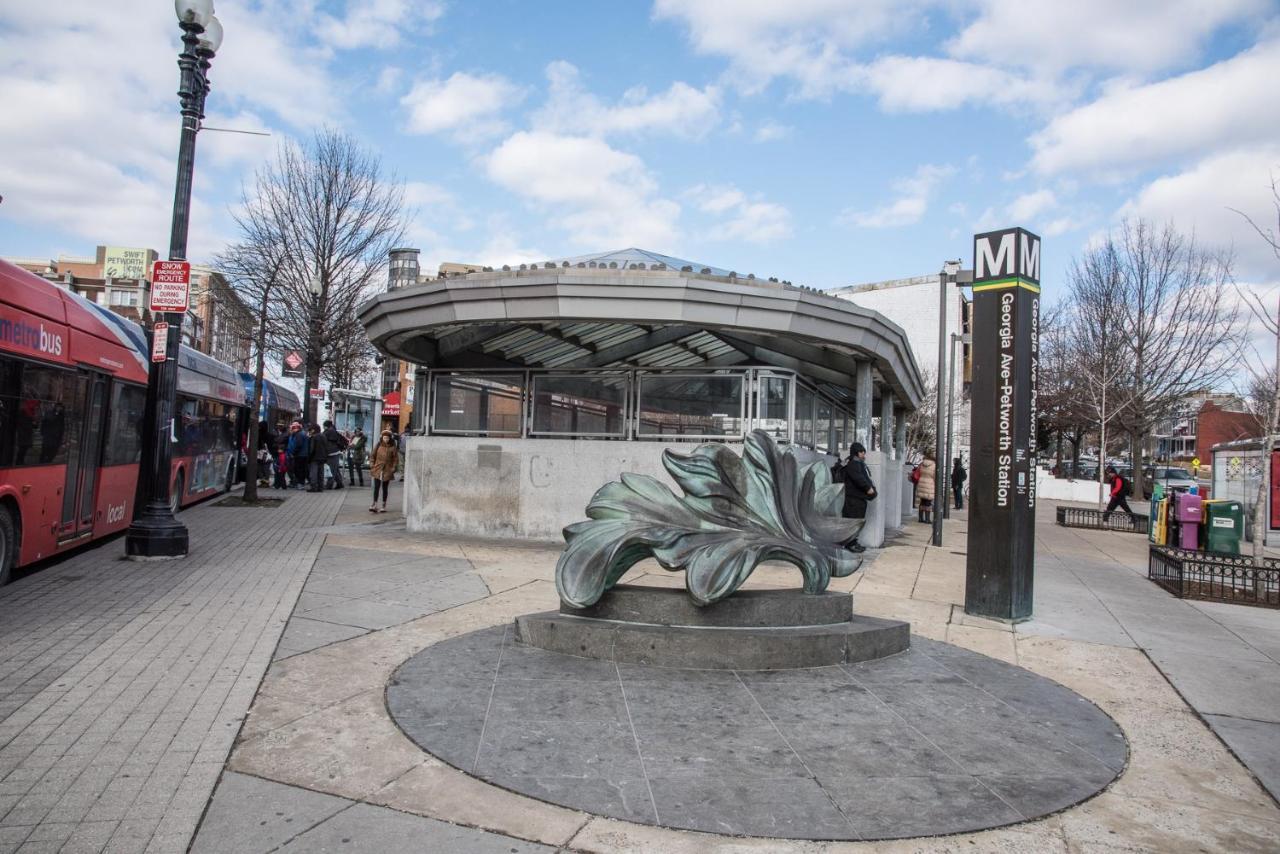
[971, 277, 1040, 294]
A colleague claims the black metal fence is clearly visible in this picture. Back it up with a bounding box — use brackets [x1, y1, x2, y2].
[1148, 546, 1280, 608]
[1056, 505, 1148, 534]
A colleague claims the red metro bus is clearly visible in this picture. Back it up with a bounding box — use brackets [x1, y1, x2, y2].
[0, 260, 245, 583]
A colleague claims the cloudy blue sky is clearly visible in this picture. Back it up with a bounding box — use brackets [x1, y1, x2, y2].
[2, 0, 1279, 307]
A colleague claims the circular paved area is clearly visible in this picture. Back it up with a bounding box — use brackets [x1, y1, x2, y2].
[387, 626, 1127, 841]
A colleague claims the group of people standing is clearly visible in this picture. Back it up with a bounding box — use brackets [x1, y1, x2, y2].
[255, 421, 402, 513]
[835, 443, 970, 552]
[909, 454, 966, 523]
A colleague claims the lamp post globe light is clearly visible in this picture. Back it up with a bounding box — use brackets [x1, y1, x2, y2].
[125, 1, 223, 558]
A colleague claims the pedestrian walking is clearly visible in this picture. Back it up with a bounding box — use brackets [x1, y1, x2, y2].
[369, 429, 399, 513]
[346, 427, 367, 487]
[321, 420, 347, 489]
[286, 421, 309, 489]
[951, 457, 967, 510]
[306, 424, 330, 492]
[1102, 466, 1133, 522]
[839, 442, 877, 553]
[916, 452, 937, 524]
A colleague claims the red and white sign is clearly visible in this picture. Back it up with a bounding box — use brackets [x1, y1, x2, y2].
[149, 260, 191, 313]
[282, 350, 304, 378]
[383, 390, 401, 418]
[309, 388, 326, 400]
[151, 322, 169, 363]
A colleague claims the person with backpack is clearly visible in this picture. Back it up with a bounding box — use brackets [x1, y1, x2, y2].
[1102, 466, 1133, 522]
[839, 442, 877, 553]
[321, 420, 347, 489]
[369, 429, 399, 513]
[346, 427, 367, 487]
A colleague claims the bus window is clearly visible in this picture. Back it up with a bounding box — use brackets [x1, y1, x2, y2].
[2, 362, 75, 468]
[0, 357, 20, 467]
[104, 383, 147, 466]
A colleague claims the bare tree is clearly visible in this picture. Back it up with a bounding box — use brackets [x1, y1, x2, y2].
[1231, 176, 1280, 564]
[242, 129, 406, 424]
[904, 369, 937, 464]
[1064, 241, 1131, 507]
[1038, 302, 1090, 476]
[215, 210, 288, 502]
[1110, 220, 1239, 497]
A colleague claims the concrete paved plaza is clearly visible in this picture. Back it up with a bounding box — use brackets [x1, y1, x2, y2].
[0, 484, 1278, 852]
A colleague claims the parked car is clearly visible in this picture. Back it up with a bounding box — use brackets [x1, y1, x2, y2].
[1142, 466, 1197, 499]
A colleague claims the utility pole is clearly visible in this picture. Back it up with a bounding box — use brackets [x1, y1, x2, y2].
[933, 261, 962, 546]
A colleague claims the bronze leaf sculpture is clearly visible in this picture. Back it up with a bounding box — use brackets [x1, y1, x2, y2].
[556, 429, 864, 608]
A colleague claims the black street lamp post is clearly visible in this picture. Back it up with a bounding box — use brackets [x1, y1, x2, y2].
[126, 0, 223, 559]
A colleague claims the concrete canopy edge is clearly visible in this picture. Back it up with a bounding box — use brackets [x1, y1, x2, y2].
[358, 274, 925, 408]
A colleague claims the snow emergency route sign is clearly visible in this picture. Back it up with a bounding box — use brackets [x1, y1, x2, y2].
[149, 260, 191, 313]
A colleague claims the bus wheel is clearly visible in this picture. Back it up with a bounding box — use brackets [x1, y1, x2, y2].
[0, 506, 16, 586]
[170, 473, 184, 515]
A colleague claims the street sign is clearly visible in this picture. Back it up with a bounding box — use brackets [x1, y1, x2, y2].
[309, 388, 325, 400]
[149, 260, 191, 313]
[966, 227, 1041, 623]
[151, 322, 169, 363]
[282, 350, 304, 378]
[1191, 456, 1201, 469]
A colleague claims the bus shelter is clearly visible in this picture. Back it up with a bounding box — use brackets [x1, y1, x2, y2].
[358, 249, 925, 545]
[328, 388, 382, 438]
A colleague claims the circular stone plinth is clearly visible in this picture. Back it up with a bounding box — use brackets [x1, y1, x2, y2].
[387, 627, 1127, 842]
[562, 584, 855, 627]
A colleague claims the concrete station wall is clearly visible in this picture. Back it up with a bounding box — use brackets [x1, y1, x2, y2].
[404, 436, 858, 544]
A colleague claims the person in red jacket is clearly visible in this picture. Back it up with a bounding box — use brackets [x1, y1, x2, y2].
[1102, 466, 1133, 522]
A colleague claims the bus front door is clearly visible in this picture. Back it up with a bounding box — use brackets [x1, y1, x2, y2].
[59, 372, 108, 540]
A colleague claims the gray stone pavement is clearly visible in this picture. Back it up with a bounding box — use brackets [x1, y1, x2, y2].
[1028, 501, 1280, 804]
[0, 486, 345, 854]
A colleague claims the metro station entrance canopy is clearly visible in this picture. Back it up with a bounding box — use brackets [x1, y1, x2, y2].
[357, 249, 925, 451]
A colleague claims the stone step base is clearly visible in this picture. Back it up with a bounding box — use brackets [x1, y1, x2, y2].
[562, 584, 853, 628]
[514, 610, 909, 670]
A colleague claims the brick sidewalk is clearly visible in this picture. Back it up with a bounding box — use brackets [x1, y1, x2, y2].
[0, 489, 343, 854]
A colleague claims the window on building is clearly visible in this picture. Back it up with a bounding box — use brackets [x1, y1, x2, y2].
[531, 374, 627, 436]
[431, 374, 523, 436]
[636, 374, 744, 438]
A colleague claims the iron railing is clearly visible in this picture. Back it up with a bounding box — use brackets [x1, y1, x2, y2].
[1056, 505, 1148, 534]
[1148, 546, 1280, 608]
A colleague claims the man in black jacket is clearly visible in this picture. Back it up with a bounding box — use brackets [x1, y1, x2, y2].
[306, 425, 330, 492]
[321, 420, 348, 489]
[840, 442, 877, 553]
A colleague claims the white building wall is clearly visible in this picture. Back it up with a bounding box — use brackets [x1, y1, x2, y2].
[828, 276, 970, 464]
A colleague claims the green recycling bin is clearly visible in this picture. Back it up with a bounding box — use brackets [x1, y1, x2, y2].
[1203, 499, 1243, 554]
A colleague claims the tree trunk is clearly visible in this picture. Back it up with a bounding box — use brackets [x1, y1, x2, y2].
[1131, 431, 1146, 499]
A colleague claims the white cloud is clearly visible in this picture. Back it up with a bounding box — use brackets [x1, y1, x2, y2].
[1031, 38, 1280, 176]
[853, 56, 1064, 112]
[1118, 145, 1280, 280]
[375, 67, 404, 95]
[1008, 189, 1057, 221]
[841, 164, 954, 228]
[653, 0, 916, 95]
[950, 0, 1267, 75]
[401, 72, 524, 139]
[535, 61, 720, 138]
[688, 184, 792, 243]
[0, 0, 341, 262]
[485, 131, 680, 248]
[753, 122, 792, 142]
[316, 0, 445, 50]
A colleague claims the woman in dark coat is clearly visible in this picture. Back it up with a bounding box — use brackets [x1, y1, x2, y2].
[840, 442, 877, 553]
[951, 458, 967, 509]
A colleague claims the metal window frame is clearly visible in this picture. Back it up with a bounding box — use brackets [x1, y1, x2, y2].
[634, 369, 748, 442]
[427, 370, 527, 437]
[528, 371, 631, 438]
[752, 369, 795, 444]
